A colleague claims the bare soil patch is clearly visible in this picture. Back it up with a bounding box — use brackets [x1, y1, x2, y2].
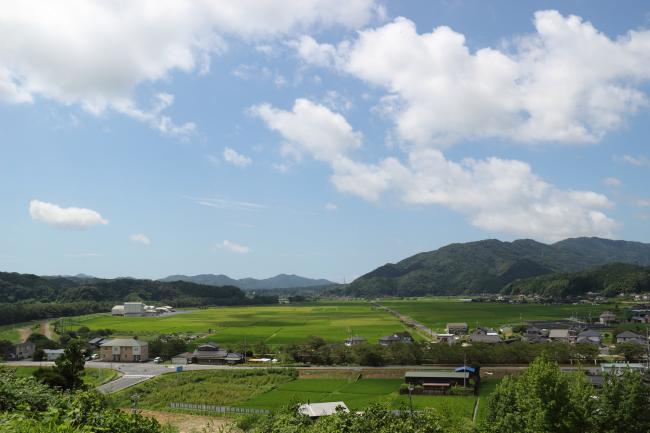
[137, 410, 237, 433]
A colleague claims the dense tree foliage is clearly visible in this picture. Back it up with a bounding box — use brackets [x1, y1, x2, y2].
[0, 368, 169, 433]
[482, 356, 650, 433]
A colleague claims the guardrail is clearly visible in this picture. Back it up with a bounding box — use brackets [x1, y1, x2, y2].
[170, 402, 269, 414]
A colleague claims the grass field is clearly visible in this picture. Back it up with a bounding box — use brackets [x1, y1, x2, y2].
[381, 299, 614, 331]
[5, 366, 121, 387]
[64, 302, 409, 346]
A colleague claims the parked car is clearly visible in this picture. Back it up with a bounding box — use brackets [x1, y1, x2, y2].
[91, 353, 99, 360]
[153, 357, 162, 364]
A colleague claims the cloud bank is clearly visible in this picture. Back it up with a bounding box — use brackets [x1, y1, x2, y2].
[29, 199, 108, 229]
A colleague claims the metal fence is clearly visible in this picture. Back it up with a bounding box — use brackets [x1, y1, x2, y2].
[170, 402, 269, 414]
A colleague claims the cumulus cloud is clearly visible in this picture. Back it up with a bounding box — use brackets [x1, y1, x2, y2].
[217, 239, 250, 254]
[130, 233, 151, 245]
[296, 10, 650, 145]
[0, 0, 379, 133]
[29, 199, 108, 229]
[223, 147, 252, 167]
[619, 154, 650, 167]
[254, 99, 618, 241]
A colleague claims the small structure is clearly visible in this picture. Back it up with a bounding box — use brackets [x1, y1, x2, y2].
[278, 297, 290, 304]
[548, 329, 571, 343]
[599, 311, 617, 325]
[616, 331, 645, 345]
[446, 323, 469, 335]
[111, 305, 125, 316]
[601, 363, 647, 375]
[171, 352, 192, 365]
[11, 342, 36, 360]
[576, 329, 602, 345]
[522, 326, 546, 343]
[99, 338, 148, 362]
[124, 302, 145, 316]
[344, 336, 366, 347]
[378, 332, 414, 345]
[298, 402, 349, 418]
[435, 333, 456, 345]
[404, 371, 473, 394]
[469, 328, 501, 344]
[43, 348, 64, 361]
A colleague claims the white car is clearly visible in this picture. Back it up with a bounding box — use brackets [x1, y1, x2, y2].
[91, 354, 99, 360]
[153, 357, 162, 364]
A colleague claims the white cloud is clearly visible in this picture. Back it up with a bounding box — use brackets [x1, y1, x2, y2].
[130, 233, 151, 245]
[250, 98, 362, 162]
[297, 11, 650, 145]
[217, 239, 250, 254]
[254, 99, 618, 241]
[603, 177, 622, 188]
[29, 199, 108, 229]
[619, 154, 650, 167]
[0, 0, 379, 132]
[223, 147, 252, 167]
[325, 202, 339, 211]
[636, 199, 650, 207]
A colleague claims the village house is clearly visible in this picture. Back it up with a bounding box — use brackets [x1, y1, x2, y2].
[43, 348, 64, 361]
[171, 352, 192, 365]
[548, 329, 572, 343]
[344, 336, 366, 346]
[599, 311, 617, 325]
[616, 331, 646, 345]
[522, 326, 546, 343]
[10, 341, 36, 360]
[99, 338, 148, 362]
[191, 343, 243, 365]
[446, 323, 469, 335]
[576, 329, 602, 345]
[378, 332, 414, 345]
[469, 328, 501, 344]
[435, 333, 457, 345]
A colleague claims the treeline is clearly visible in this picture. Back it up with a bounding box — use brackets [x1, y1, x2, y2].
[282, 337, 602, 366]
[0, 271, 278, 325]
[503, 262, 650, 298]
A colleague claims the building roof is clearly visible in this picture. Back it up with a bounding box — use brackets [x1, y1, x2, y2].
[192, 350, 228, 359]
[446, 322, 468, 328]
[549, 329, 570, 338]
[298, 402, 349, 417]
[172, 352, 192, 359]
[405, 371, 469, 379]
[454, 366, 476, 373]
[470, 334, 501, 343]
[617, 331, 643, 339]
[88, 337, 105, 345]
[43, 349, 64, 354]
[578, 330, 601, 338]
[100, 338, 148, 347]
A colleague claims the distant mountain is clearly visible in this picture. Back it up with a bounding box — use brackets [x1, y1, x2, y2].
[345, 237, 650, 297]
[159, 273, 336, 290]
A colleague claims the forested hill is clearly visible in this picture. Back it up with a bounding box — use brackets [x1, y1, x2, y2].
[0, 271, 274, 306]
[159, 273, 336, 290]
[345, 237, 650, 297]
[502, 263, 650, 298]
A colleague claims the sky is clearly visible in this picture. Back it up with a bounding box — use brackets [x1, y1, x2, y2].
[1, 0, 650, 282]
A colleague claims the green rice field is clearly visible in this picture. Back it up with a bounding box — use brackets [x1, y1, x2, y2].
[63, 302, 409, 346]
[381, 299, 614, 331]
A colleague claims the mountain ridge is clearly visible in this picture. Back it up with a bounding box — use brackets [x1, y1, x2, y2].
[159, 273, 336, 290]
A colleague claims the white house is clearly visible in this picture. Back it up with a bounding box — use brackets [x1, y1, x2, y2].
[43, 349, 64, 361]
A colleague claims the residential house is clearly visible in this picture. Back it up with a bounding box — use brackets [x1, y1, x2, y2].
[344, 336, 366, 347]
[171, 352, 192, 365]
[43, 348, 64, 361]
[378, 332, 414, 345]
[435, 333, 457, 345]
[522, 326, 546, 343]
[446, 323, 469, 335]
[599, 311, 617, 325]
[576, 329, 602, 345]
[548, 329, 571, 343]
[298, 402, 349, 418]
[11, 342, 36, 360]
[99, 338, 148, 362]
[191, 343, 243, 365]
[469, 328, 501, 344]
[616, 331, 646, 345]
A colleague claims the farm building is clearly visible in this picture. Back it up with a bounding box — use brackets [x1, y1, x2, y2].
[10, 342, 36, 360]
[172, 352, 192, 365]
[43, 349, 64, 361]
[446, 323, 469, 335]
[298, 402, 349, 418]
[435, 333, 456, 345]
[99, 338, 148, 362]
[344, 336, 367, 346]
[111, 305, 125, 316]
[404, 370, 476, 395]
[378, 332, 414, 345]
[124, 302, 145, 316]
[469, 328, 501, 344]
[548, 329, 573, 343]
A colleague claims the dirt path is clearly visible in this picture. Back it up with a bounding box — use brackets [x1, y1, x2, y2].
[39, 321, 53, 339]
[18, 327, 33, 343]
[137, 410, 237, 433]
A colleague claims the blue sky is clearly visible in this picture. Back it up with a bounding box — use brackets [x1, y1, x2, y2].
[1, 0, 650, 282]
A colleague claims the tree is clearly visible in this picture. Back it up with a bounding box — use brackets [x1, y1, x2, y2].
[595, 370, 650, 433]
[55, 339, 86, 390]
[612, 343, 646, 362]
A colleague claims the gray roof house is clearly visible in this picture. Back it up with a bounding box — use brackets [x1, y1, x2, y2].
[11, 342, 36, 360]
[446, 323, 469, 335]
[379, 332, 413, 345]
[616, 331, 645, 345]
[576, 329, 602, 345]
[469, 328, 501, 344]
[191, 343, 243, 365]
[344, 336, 367, 346]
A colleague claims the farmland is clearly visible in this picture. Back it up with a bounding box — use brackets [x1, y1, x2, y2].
[380, 299, 614, 331]
[63, 302, 409, 346]
[113, 369, 497, 420]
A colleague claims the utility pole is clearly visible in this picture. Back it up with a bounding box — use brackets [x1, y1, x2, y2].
[131, 393, 140, 414]
[463, 353, 467, 388]
[408, 383, 414, 417]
